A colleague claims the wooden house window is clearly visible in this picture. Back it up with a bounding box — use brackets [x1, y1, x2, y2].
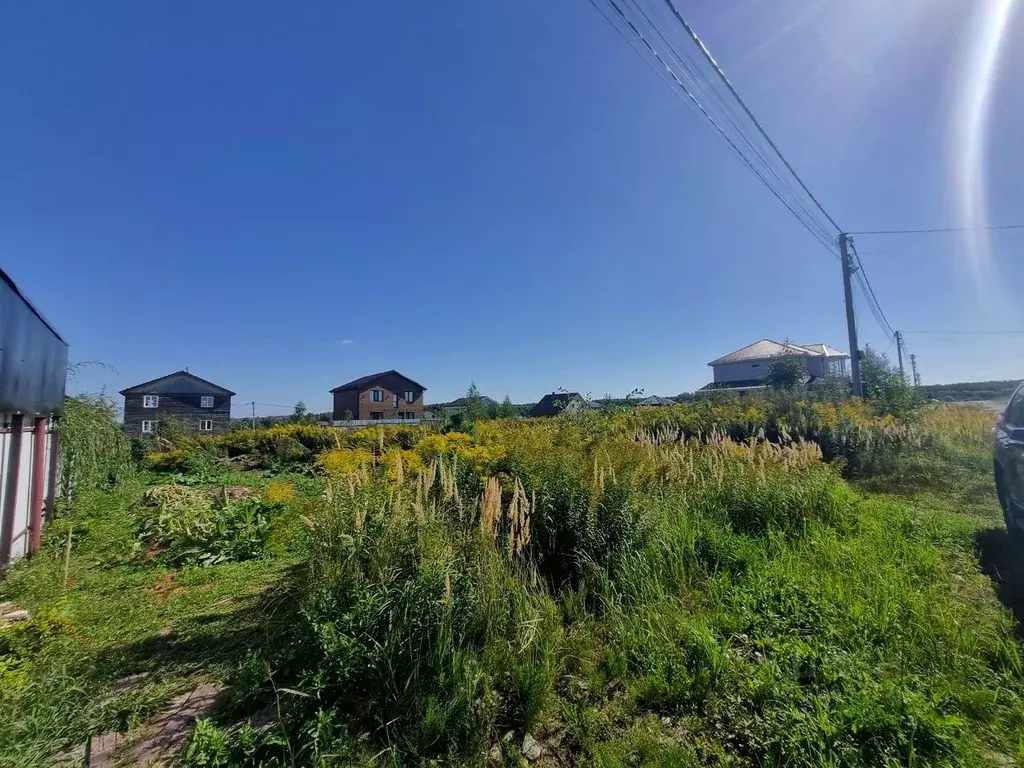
[141, 420, 156, 434]
[370, 411, 384, 420]
[143, 395, 159, 408]
[200, 396, 214, 408]
[393, 394, 399, 407]
[398, 412, 415, 421]
[404, 391, 414, 402]
[198, 419, 214, 432]
[371, 390, 384, 402]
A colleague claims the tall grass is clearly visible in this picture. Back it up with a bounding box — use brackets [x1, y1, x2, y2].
[6, 401, 1021, 766]
[176, 410, 1023, 766]
[58, 395, 132, 500]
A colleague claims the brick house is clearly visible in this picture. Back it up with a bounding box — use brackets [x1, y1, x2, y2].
[120, 370, 234, 435]
[330, 370, 426, 421]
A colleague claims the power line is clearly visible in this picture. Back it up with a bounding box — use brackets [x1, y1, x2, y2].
[903, 330, 1024, 335]
[627, 0, 839, 251]
[588, 0, 840, 257]
[848, 224, 1024, 235]
[659, 0, 842, 234]
[849, 239, 896, 340]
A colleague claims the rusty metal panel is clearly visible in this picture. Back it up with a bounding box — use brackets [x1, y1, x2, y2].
[0, 271, 68, 416]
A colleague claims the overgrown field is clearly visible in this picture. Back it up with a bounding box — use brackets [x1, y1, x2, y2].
[1, 400, 1022, 767]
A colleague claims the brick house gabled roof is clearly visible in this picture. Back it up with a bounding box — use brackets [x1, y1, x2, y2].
[329, 370, 427, 394]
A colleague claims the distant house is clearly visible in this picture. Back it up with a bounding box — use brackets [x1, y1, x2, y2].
[530, 392, 602, 417]
[440, 395, 498, 416]
[638, 395, 677, 407]
[120, 371, 234, 435]
[330, 370, 426, 422]
[701, 339, 850, 392]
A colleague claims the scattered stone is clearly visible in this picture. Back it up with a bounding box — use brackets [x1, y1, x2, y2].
[502, 730, 515, 743]
[124, 682, 226, 767]
[661, 716, 672, 727]
[522, 732, 544, 761]
[88, 730, 130, 767]
[0, 609, 30, 623]
[158, 626, 173, 638]
[488, 743, 502, 761]
[0, 601, 17, 614]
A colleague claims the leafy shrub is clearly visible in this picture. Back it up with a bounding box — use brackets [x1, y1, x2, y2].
[138, 488, 274, 566]
[59, 395, 132, 499]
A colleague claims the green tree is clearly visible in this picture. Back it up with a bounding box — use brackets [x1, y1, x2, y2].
[496, 395, 519, 419]
[293, 400, 309, 423]
[461, 382, 487, 424]
[154, 414, 188, 447]
[860, 345, 922, 418]
[765, 354, 808, 390]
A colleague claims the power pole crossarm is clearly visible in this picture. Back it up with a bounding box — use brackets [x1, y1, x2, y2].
[840, 234, 863, 397]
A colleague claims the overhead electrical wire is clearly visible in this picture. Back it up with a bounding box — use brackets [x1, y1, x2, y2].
[587, 0, 841, 257]
[903, 330, 1024, 335]
[848, 224, 1024, 236]
[849, 239, 896, 341]
[658, 0, 843, 234]
[584, 0, 913, 356]
[626, 0, 838, 250]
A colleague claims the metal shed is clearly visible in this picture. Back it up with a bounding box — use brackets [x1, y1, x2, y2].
[0, 269, 67, 566]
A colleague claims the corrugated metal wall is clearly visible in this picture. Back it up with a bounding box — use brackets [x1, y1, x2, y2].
[0, 273, 68, 416]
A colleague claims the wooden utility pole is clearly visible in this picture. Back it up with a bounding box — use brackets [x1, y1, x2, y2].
[839, 234, 863, 397]
[895, 331, 905, 381]
[251, 401, 256, 432]
[910, 354, 921, 387]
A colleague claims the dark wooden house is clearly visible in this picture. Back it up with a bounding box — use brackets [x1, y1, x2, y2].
[530, 392, 601, 417]
[330, 370, 426, 421]
[120, 371, 234, 435]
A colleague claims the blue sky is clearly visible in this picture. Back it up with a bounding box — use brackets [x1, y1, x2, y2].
[2, 0, 1022, 414]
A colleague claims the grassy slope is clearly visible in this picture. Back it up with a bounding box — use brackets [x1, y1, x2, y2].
[0, 414, 1022, 766]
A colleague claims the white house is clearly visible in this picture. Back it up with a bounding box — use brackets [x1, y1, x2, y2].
[703, 339, 850, 391]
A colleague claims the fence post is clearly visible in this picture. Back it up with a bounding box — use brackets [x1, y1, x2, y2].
[29, 416, 47, 556]
[0, 415, 25, 567]
[45, 428, 59, 523]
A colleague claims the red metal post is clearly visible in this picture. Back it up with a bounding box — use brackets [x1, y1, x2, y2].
[29, 417, 47, 556]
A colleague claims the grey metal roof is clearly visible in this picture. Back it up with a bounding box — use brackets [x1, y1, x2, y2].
[531, 392, 584, 417]
[796, 343, 849, 358]
[120, 371, 236, 397]
[639, 395, 677, 406]
[708, 339, 849, 366]
[330, 370, 427, 393]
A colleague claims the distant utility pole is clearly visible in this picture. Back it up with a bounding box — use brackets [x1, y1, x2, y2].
[839, 234, 863, 397]
[251, 401, 256, 432]
[910, 354, 921, 388]
[895, 330, 905, 381]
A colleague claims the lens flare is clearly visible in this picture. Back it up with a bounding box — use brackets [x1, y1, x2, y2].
[954, 0, 1017, 290]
